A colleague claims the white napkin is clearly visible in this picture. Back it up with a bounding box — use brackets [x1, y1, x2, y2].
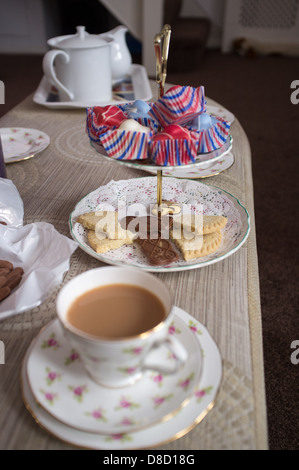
[0, 221, 78, 319]
[0, 177, 24, 226]
[0, 178, 78, 319]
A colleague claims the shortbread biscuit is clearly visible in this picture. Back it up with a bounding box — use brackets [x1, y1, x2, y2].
[170, 230, 222, 261]
[77, 211, 115, 230]
[77, 211, 134, 240]
[87, 230, 133, 254]
[172, 214, 227, 235]
[202, 216, 227, 234]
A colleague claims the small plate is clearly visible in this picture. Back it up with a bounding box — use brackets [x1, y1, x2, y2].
[148, 151, 235, 179]
[69, 176, 250, 272]
[0, 127, 50, 163]
[33, 65, 152, 109]
[90, 135, 233, 172]
[21, 306, 222, 449]
[26, 315, 203, 435]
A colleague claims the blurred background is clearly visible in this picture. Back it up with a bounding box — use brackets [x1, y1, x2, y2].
[0, 0, 298, 450]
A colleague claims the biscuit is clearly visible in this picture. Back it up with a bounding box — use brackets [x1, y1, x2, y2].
[122, 216, 179, 265]
[87, 230, 133, 254]
[77, 211, 134, 240]
[172, 214, 227, 235]
[77, 211, 112, 230]
[170, 230, 222, 261]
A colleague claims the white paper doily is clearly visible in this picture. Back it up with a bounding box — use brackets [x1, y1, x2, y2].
[69, 177, 250, 272]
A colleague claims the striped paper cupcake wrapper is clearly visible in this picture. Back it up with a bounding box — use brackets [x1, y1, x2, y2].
[86, 108, 112, 143]
[148, 85, 206, 128]
[194, 117, 231, 153]
[100, 128, 152, 160]
[149, 138, 198, 166]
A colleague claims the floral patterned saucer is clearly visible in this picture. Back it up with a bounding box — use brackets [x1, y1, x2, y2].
[69, 176, 250, 272]
[21, 306, 222, 449]
[206, 104, 235, 125]
[0, 128, 50, 163]
[26, 313, 203, 435]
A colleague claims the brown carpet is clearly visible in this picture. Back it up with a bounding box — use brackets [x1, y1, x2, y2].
[0, 50, 298, 450]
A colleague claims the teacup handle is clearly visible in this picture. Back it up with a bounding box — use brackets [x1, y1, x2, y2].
[142, 336, 188, 375]
[42, 50, 74, 101]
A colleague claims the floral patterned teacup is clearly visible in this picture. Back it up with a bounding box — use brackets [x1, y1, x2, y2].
[56, 267, 188, 387]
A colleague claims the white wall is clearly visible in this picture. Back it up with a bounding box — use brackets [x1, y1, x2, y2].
[0, 0, 61, 54]
[0, 0, 223, 65]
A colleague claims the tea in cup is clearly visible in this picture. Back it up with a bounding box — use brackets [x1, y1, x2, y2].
[56, 267, 187, 387]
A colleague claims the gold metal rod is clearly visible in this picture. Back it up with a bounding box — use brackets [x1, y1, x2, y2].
[154, 34, 162, 88]
[157, 169, 163, 208]
[154, 24, 172, 210]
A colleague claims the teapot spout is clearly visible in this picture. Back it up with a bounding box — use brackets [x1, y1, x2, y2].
[105, 25, 128, 37]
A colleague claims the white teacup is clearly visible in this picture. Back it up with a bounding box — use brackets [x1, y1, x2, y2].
[56, 267, 187, 387]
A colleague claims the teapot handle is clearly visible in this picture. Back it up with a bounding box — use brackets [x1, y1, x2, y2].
[42, 50, 74, 101]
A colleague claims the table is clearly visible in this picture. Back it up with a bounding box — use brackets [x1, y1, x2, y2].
[0, 82, 268, 450]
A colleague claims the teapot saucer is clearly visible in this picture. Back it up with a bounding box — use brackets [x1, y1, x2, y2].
[21, 306, 222, 449]
[25, 312, 203, 435]
[33, 65, 152, 110]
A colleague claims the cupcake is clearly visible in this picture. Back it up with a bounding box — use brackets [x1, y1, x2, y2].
[122, 100, 159, 133]
[86, 105, 127, 142]
[148, 85, 206, 128]
[188, 114, 231, 153]
[149, 124, 198, 166]
[100, 119, 152, 161]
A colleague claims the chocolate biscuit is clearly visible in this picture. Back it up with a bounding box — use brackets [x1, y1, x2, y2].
[121, 216, 178, 266]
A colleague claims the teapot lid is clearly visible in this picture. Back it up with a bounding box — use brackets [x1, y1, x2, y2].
[47, 26, 110, 49]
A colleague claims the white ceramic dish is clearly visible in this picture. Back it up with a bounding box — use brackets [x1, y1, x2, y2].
[33, 64, 152, 109]
[147, 151, 235, 179]
[0, 127, 50, 163]
[69, 176, 250, 272]
[26, 315, 203, 435]
[21, 306, 222, 449]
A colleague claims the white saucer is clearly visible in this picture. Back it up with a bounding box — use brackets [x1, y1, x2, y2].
[33, 65, 152, 109]
[148, 152, 235, 179]
[21, 306, 222, 449]
[0, 127, 50, 163]
[26, 314, 203, 435]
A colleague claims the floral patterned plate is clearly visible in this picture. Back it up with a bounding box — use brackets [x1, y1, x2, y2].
[69, 176, 250, 272]
[21, 306, 222, 449]
[26, 313, 203, 435]
[0, 128, 50, 163]
[147, 151, 235, 179]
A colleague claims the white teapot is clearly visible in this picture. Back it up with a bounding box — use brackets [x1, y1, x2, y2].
[43, 26, 113, 103]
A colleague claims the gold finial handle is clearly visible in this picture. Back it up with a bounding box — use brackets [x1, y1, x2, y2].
[154, 24, 171, 98]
